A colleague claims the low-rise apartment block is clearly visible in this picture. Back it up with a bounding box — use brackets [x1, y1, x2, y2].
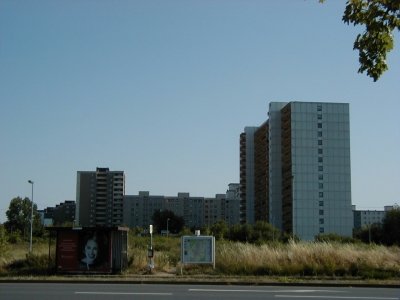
[123, 184, 240, 229]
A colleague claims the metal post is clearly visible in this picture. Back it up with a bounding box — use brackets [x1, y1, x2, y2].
[28, 180, 34, 253]
[291, 175, 294, 240]
[369, 222, 371, 244]
[148, 225, 154, 271]
[167, 218, 170, 237]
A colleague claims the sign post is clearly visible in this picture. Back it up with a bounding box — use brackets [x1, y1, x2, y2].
[148, 225, 154, 271]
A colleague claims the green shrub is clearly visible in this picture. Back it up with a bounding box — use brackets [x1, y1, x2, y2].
[7, 253, 53, 275]
[315, 233, 357, 243]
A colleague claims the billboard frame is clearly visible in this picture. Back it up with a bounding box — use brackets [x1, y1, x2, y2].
[47, 226, 128, 274]
[181, 235, 215, 269]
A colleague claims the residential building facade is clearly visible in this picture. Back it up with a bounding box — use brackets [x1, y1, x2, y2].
[76, 167, 125, 227]
[241, 101, 353, 240]
[123, 184, 240, 229]
[353, 205, 394, 229]
[239, 127, 257, 224]
[53, 200, 76, 225]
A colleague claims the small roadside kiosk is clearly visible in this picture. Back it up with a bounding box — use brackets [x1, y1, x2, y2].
[47, 226, 128, 274]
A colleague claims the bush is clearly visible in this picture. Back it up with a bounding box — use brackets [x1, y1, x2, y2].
[315, 233, 357, 243]
[7, 253, 53, 275]
[0, 226, 7, 251]
[7, 231, 22, 244]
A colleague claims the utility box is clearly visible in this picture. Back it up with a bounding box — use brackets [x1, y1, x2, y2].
[47, 227, 128, 274]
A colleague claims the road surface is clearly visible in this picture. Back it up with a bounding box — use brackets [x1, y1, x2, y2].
[0, 283, 399, 300]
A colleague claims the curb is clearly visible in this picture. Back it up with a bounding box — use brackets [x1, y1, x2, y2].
[1, 276, 399, 288]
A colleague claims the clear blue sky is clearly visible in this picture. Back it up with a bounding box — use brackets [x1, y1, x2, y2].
[1, 1, 399, 223]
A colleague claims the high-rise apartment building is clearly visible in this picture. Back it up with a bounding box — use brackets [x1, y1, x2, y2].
[240, 102, 353, 240]
[225, 183, 241, 225]
[240, 127, 257, 224]
[76, 167, 125, 227]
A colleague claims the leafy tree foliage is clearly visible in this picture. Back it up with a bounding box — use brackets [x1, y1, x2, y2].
[342, 0, 400, 81]
[382, 207, 400, 245]
[227, 221, 281, 243]
[200, 221, 282, 243]
[353, 207, 400, 245]
[210, 220, 229, 239]
[354, 223, 385, 244]
[151, 210, 184, 234]
[315, 233, 357, 243]
[4, 197, 43, 238]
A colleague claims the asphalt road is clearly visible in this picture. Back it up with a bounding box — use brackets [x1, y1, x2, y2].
[0, 283, 399, 300]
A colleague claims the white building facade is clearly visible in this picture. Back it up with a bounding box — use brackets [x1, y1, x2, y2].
[241, 102, 353, 240]
[282, 102, 353, 239]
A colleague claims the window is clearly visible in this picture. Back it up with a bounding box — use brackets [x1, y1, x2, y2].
[317, 105, 322, 112]
[318, 148, 323, 154]
[318, 131, 323, 137]
[319, 209, 324, 215]
[319, 192, 324, 198]
[318, 114, 322, 120]
[319, 183, 324, 189]
[319, 218, 324, 224]
[318, 123, 322, 129]
[319, 201, 324, 206]
[320, 227, 324, 233]
[318, 166, 323, 172]
[318, 140, 323, 146]
[318, 157, 323, 163]
[319, 174, 324, 180]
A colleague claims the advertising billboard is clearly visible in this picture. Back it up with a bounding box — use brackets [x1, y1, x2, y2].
[56, 228, 111, 273]
[181, 236, 215, 265]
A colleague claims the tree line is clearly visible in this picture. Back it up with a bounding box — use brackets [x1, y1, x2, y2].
[150, 208, 400, 245]
[1, 197, 399, 247]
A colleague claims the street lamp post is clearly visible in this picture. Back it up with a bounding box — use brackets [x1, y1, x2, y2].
[167, 218, 170, 237]
[28, 180, 34, 253]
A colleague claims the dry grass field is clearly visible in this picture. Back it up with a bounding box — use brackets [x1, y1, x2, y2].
[216, 240, 400, 278]
[1, 235, 399, 279]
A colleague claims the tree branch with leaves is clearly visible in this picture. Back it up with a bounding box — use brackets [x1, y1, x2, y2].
[342, 0, 400, 81]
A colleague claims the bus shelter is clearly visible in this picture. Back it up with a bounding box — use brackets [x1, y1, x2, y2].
[47, 226, 128, 274]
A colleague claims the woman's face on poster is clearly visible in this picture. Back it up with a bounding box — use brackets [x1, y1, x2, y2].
[85, 239, 98, 262]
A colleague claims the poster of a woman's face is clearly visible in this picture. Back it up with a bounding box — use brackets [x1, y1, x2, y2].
[79, 231, 109, 271]
[82, 238, 98, 265]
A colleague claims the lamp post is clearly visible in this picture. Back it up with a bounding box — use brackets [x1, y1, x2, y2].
[291, 175, 295, 240]
[368, 222, 371, 244]
[28, 180, 34, 253]
[167, 218, 170, 237]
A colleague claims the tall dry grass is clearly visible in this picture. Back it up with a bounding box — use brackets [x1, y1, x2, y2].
[2, 237, 399, 278]
[125, 236, 180, 274]
[0, 239, 56, 275]
[216, 240, 400, 278]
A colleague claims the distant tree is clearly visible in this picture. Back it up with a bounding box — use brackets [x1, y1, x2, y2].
[382, 207, 400, 245]
[315, 232, 356, 243]
[210, 220, 228, 240]
[252, 221, 281, 243]
[200, 226, 211, 236]
[4, 197, 43, 238]
[152, 210, 184, 234]
[180, 227, 192, 236]
[353, 223, 384, 244]
[228, 223, 253, 242]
